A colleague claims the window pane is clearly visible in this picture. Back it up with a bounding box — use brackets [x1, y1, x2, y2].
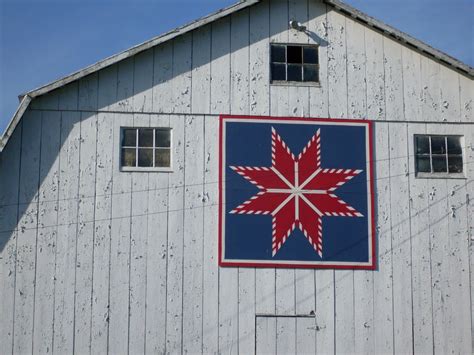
[271, 63, 286, 81]
[447, 136, 462, 154]
[415, 136, 430, 154]
[122, 129, 136, 147]
[138, 129, 154, 147]
[271, 45, 286, 63]
[287, 46, 302, 64]
[416, 156, 431, 173]
[138, 148, 153, 167]
[431, 136, 446, 154]
[155, 129, 171, 147]
[303, 47, 318, 64]
[287, 64, 302, 81]
[155, 148, 171, 168]
[122, 148, 136, 167]
[448, 156, 463, 173]
[303, 65, 318, 82]
[432, 156, 447, 173]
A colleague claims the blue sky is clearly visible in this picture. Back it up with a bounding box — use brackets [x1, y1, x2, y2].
[1, 0, 472, 132]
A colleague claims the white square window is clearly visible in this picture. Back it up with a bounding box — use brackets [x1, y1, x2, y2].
[414, 134, 464, 178]
[120, 127, 172, 172]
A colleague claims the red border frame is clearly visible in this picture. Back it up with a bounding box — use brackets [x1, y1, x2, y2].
[218, 115, 377, 270]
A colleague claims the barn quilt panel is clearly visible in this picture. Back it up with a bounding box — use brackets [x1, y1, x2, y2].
[219, 115, 376, 269]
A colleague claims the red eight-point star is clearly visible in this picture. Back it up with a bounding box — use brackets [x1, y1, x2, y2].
[230, 127, 363, 257]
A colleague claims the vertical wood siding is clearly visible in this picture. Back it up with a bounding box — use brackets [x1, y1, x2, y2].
[1, 1, 473, 354]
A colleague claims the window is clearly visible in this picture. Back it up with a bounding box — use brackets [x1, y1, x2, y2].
[271, 44, 319, 83]
[121, 127, 172, 171]
[414, 135, 464, 177]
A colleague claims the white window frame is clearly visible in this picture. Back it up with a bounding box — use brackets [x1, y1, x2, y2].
[120, 127, 173, 173]
[414, 134, 466, 179]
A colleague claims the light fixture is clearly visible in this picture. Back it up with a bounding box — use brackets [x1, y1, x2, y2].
[289, 20, 307, 32]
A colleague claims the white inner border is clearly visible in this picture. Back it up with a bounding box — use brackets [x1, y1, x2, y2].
[221, 118, 373, 267]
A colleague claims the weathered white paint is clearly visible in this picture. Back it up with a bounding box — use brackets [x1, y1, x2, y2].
[0, 1, 473, 354]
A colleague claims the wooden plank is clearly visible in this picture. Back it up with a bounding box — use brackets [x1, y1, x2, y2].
[144, 114, 170, 354]
[108, 113, 133, 354]
[98, 64, 118, 111]
[171, 35, 192, 113]
[239, 268, 256, 355]
[191, 25, 211, 114]
[90, 112, 114, 354]
[404, 46, 433, 352]
[165, 114, 185, 353]
[464, 120, 474, 355]
[53, 111, 81, 354]
[58, 81, 79, 111]
[128, 114, 150, 354]
[74, 112, 98, 353]
[276, 317, 296, 354]
[385, 34, 413, 354]
[210, 17, 231, 114]
[445, 124, 472, 354]
[388, 122, 413, 354]
[133, 49, 154, 113]
[372, 121, 394, 354]
[460, 74, 474, 354]
[346, 18, 367, 120]
[249, 0, 270, 115]
[0, 125, 22, 354]
[112, 57, 135, 113]
[439, 63, 461, 123]
[182, 115, 205, 353]
[288, 0, 310, 118]
[218, 266, 239, 355]
[202, 115, 219, 354]
[296, 317, 316, 354]
[256, 317, 276, 355]
[32, 111, 61, 355]
[152, 42, 173, 114]
[365, 28, 385, 121]
[459, 74, 473, 123]
[78, 73, 99, 111]
[295, 270, 316, 352]
[13, 110, 42, 355]
[407, 123, 434, 353]
[269, 0, 289, 117]
[230, 8, 250, 115]
[308, 0, 329, 118]
[327, 8, 347, 119]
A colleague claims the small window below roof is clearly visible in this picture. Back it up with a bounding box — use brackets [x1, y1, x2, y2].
[414, 135, 464, 178]
[121, 127, 172, 172]
[270, 44, 319, 84]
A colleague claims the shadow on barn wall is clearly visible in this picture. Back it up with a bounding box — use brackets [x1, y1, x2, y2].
[0, 3, 331, 254]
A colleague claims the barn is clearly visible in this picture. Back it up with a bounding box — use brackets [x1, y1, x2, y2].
[0, 0, 473, 354]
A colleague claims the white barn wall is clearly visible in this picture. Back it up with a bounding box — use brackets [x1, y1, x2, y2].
[0, 0, 473, 354]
